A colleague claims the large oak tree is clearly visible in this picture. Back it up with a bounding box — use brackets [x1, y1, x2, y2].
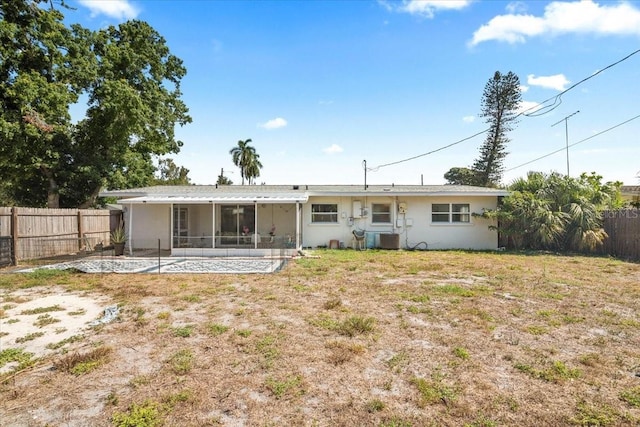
[0, 0, 191, 207]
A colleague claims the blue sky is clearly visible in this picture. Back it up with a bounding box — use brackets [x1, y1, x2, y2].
[69, 0, 639, 186]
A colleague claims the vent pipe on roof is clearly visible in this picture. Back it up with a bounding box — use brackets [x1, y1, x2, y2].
[363, 159, 368, 190]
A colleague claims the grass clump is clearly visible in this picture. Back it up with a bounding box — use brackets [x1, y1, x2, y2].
[386, 352, 409, 373]
[433, 284, 475, 297]
[453, 347, 470, 360]
[366, 398, 386, 413]
[411, 377, 456, 407]
[411, 374, 457, 406]
[172, 324, 194, 338]
[55, 346, 112, 376]
[33, 314, 61, 328]
[256, 334, 280, 366]
[620, 386, 640, 407]
[325, 339, 366, 365]
[206, 323, 229, 336]
[514, 360, 580, 383]
[169, 349, 193, 375]
[112, 400, 162, 427]
[379, 417, 413, 427]
[22, 269, 71, 287]
[336, 316, 375, 337]
[0, 348, 34, 371]
[308, 314, 340, 330]
[20, 304, 65, 315]
[570, 400, 618, 426]
[46, 334, 84, 350]
[182, 294, 201, 303]
[265, 374, 304, 399]
[236, 329, 252, 338]
[15, 331, 45, 343]
[323, 297, 342, 310]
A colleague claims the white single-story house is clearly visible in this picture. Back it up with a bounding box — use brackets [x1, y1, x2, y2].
[99, 184, 509, 256]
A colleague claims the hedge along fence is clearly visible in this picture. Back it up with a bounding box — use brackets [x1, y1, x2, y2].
[601, 209, 640, 261]
[0, 207, 120, 265]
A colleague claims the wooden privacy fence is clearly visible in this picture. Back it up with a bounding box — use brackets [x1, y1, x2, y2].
[601, 209, 640, 261]
[0, 207, 120, 265]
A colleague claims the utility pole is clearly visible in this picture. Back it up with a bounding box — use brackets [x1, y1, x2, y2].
[551, 110, 580, 176]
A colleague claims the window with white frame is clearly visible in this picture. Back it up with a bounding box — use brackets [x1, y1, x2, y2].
[431, 203, 470, 223]
[311, 204, 338, 223]
[371, 203, 392, 223]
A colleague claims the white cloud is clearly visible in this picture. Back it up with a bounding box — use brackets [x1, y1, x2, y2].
[470, 0, 640, 46]
[519, 84, 529, 93]
[527, 74, 571, 91]
[517, 100, 544, 115]
[462, 115, 475, 123]
[506, 1, 528, 14]
[383, 0, 472, 18]
[319, 100, 334, 106]
[259, 117, 288, 130]
[323, 144, 343, 154]
[78, 0, 139, 20]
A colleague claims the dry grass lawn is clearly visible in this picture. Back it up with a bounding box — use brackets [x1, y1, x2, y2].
[1, 250, 640, 426]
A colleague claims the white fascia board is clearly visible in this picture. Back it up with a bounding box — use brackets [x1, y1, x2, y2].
[116, 195, 308, 204]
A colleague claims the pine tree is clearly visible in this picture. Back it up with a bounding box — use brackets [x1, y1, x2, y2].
[443, 71, 521, 187]
[472, 71, 522, 187]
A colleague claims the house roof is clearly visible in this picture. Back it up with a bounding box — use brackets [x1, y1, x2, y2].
[100, 184, 509, 204]
[621, 185, 640, 196]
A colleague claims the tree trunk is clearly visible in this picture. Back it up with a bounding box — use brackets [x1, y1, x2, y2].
[40, 165, 60, 208]
[78, 185, 102, 209]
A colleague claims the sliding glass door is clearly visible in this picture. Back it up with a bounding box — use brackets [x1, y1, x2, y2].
[218, 204, 255, 246]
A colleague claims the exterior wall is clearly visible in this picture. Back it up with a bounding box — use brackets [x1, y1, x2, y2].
[125, 204, 171, 249]
[301, 195, 499, 250]
[125, 195, 500, 254]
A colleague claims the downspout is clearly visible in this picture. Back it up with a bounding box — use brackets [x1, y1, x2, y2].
[296, 201, 301, 250]
[127, 203, 133, 256]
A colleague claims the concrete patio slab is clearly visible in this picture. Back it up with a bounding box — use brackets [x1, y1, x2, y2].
[12, 257, 286, 274]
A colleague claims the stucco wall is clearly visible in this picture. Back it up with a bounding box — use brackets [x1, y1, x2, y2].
[301, 195, 499, 250]
[124, 204, 171, 249]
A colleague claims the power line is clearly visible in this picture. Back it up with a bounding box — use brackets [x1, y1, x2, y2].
[368, 128, 489, 171]
[368, 48, 640, 171]
[521, 48, 640, 118]
[504, 113, 640, 173]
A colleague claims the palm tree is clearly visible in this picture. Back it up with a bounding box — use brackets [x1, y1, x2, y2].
[484, 171, 614, 252]
[244, 156, 263, 185]
[229, 139, 262, 185]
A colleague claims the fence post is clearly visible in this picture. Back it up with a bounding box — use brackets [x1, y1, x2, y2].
[11, 207, 18, 266]
[158, 238, 161, 274]
[77, 210, 84, 251]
